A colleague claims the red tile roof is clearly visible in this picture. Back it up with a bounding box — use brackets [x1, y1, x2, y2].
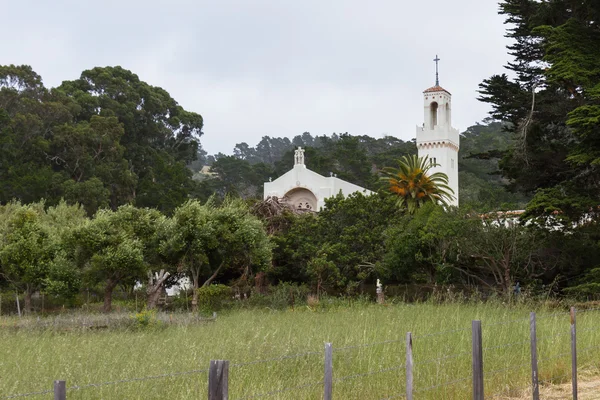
[423, 85, 451, 94]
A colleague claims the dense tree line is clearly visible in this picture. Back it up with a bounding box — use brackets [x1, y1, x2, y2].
[196, 123, 526, 211]
[0, 199, 271, 313]
[4, 0, 600, 311]
[0, 65, 203, 216]
[476, 0, 600, 294]
[478, 0, 600, 223]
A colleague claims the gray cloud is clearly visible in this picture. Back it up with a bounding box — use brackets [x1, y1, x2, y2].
[2, 0, 510, 154]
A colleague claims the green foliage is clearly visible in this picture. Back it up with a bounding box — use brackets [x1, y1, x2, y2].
[458, 121, 528, 210]
[383, 203, 467, 284]
[380, 155, 454, 213]
[271, 192, 401, 292]
[247, 282, 311, 309]
[0, 201, 85, 304]
[0, 64, 202, 213]
[131, 308, 161, 329]
[306, 251, 341, 296]
[163, 198, 272, 300]
[197, 284, 233, 312]
[71, 205, 163, 311]
[479, 1, 600, 222]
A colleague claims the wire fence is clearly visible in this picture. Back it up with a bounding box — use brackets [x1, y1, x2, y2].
[2, 307, 599, 399]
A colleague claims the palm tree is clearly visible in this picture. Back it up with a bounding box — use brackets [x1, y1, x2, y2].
[380, 155, 454, 214]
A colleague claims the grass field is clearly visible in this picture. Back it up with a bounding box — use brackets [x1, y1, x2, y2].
[1, 301, 599, 399]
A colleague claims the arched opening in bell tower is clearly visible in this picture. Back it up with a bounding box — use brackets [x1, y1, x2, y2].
[430, 101, 438, 127]
[445, 103, 450, 126]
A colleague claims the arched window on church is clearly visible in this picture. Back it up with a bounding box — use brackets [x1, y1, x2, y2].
[445, 103, 450, 126]
[431, 102, 438, 127]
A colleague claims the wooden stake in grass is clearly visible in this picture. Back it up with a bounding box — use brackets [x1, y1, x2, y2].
[15, 291, 21, 318]
[324, 343, 333, 400]
[570, 307, 577, 400]
[208, 360, 229, 400]
[530, 312, 539, 400]
[472, 320, 484, 400]
[54, 380, 66, 400]
[406, 332, 413, 400]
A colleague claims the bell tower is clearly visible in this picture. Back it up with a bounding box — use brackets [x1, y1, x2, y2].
[416, 55, 459, 206]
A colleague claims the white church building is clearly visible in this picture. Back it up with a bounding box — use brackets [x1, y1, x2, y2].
[264, 57, 459, 210]
[263, 147, 373, 211]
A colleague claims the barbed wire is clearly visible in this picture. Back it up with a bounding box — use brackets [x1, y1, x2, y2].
[333, 338, 403, 352]
[538, 350, 571, 363]
[574, 326, 599, 334]
[379, 392, 407, 399]
[537, 330, 571, 341]
[412, 327, 471, 340]
[414, 375, 472, 393]
[483, 339, 529, 352]
[574, 307, 600, 314]
[537, 372, 571, 386]
[484, 316, 529, 327]
[230, 351, 321, 368]
[1, 389, 54, 399]
[485, 363, 528, 378]
[1, 367, 210, 399]
[234, 380, 323, 399]
[535, 311, 571, 320]
[416, 350, 471, 366]
[574, 344, 600, 353]
[68, 368, 209, 391]
[332, 364, 405, 384]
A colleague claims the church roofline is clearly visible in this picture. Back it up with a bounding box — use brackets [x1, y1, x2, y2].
[423, 85, 451, 95]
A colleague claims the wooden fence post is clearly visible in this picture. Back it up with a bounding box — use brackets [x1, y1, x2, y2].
[15, 291, 21, 318]
[54, 380, 66, 400]
[406, 332, 413, 400]
[472, 320, 484, 400]
[570, 307, 577, 400]
[208, 360, 229, 400]
[324, 342, 333, 400]
[530, 312, 539, 400]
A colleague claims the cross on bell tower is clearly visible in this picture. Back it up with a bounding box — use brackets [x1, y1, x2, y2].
[434, 55, 440, 86]
[415, 56, 460, 206]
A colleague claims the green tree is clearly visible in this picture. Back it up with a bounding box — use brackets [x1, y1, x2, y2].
[479, 1, 600, 223]
[306, 249, 341, 297]
[270, 192, 400, 292]
[71, 205, 162, 312]
[163, 199, 272, 311]
[0, 201, 85, 312]
[380, 155, 454, 214]
[57, 66, 203, 211]
[383, 203, 467, 284]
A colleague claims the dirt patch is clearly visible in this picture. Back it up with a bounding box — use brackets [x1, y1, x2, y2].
[495, 372, 600, 399]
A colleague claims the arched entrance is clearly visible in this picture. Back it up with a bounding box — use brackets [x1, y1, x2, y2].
[284, 187, 318, 211]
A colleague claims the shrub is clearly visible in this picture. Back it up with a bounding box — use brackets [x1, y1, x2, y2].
[131, 309, 160, 329]
[197, 284, 233, 312]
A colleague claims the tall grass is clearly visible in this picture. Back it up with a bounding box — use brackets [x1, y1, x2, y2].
[0, 302, 598, 399]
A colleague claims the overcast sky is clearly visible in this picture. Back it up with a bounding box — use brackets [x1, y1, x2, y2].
[2, 0, 510, 155]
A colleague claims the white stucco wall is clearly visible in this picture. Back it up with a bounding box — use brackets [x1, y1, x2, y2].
[416, 86, 460, 206]
[264, 164, 373, 211]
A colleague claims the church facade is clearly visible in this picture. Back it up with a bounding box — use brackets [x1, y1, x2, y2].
[263, 148, 373, 211]
[264, 59, 459, 210]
